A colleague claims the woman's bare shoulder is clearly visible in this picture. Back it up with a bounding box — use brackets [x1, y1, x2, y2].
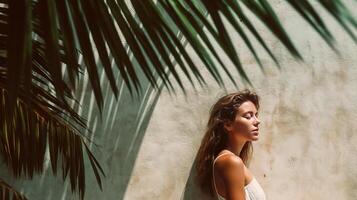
[215, 151, 245, 187]
[215, 151, 244, 170]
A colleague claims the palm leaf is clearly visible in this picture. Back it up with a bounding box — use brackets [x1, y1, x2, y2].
[0, 178, 27, 200]
[0, 64, 104, 200]
[0, 87, 104, 200]
[318, 0, 356, 42]
[5, 0, 32, 123]
[3, 0, 357, 110]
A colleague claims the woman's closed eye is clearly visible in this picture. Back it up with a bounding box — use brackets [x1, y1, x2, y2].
[244, 112, 258, 119]
[244, 114, 253, 119]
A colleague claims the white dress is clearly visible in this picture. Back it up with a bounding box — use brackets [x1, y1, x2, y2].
[212, 153, 266, 200]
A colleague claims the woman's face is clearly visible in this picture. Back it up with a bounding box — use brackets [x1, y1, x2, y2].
[224, 100, 260, 142]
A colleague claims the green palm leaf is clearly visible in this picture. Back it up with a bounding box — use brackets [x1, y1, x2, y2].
[0, 178, 27, 200]
[0, 84, 104, 200]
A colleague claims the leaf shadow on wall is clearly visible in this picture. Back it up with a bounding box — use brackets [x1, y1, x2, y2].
[0, 61, 163, 200]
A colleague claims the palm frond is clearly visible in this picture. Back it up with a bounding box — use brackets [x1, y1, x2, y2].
[3, 0, 356, 112]
[0, 82, 104, 200]
[0, 178, 27, 200]
[318, 0, 356, 42]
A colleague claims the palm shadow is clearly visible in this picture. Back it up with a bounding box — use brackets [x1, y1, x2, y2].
[0, 58, 163, 199]
[0, 6, 192, 198]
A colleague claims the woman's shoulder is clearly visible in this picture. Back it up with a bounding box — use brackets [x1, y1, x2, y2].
[214, 150, 245, 185]
[215, 150, 244, 170]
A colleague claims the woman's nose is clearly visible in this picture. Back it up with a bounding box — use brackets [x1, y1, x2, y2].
[254, 116, 260, 125]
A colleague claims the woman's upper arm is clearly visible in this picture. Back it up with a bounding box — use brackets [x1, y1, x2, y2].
[219, 156, 246, 200]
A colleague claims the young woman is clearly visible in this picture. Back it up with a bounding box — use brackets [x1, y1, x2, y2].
[196, 90, 266, 200]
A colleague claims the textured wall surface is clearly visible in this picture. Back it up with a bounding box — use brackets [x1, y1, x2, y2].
[1, 1, 356, 200]
[125, 1, 357, 200]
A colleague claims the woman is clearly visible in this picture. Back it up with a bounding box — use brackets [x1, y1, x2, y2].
[196, 89, 266, 200]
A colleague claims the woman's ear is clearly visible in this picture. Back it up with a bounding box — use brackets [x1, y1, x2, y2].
[224, 121, 233, 133]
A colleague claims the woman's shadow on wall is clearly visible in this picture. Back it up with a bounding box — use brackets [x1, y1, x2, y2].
[182, 159, 215, 200]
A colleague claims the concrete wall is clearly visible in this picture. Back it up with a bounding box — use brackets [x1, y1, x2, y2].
[1, 1, 356, 200]
[125, 1, 357, 200]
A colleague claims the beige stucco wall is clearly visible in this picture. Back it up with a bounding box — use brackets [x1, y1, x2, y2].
[125, 1, 357, 200]
[1, 1, 356, 200]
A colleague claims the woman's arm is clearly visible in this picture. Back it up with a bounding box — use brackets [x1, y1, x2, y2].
[218, 155, 246, 200]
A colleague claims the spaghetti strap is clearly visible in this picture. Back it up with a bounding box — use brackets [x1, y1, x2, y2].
[212, 152, 235, 199]
[213, 152, 234, 164]
[212, 151, 266, 200]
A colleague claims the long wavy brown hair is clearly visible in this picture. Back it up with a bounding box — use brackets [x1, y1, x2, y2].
[195, 89, 260, 196]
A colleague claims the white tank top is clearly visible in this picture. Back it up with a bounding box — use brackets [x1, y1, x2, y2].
[212, 152, 266, 200]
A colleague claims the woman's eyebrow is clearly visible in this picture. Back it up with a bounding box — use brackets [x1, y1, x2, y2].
[242, 111, 252, 115]
[242, 111, 258, 115]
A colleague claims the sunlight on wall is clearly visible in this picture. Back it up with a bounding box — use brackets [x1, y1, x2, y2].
[125, 1, 357, 200]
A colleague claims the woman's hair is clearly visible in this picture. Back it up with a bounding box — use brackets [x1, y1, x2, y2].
[195, 89, 260, 196]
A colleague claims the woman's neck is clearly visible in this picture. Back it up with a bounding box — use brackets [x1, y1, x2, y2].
[226, 139, 246, 156]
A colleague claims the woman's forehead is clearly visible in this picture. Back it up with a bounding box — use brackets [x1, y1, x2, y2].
[237, 101, 258, 114]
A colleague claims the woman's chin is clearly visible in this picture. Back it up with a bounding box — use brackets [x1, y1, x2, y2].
[251, 135, 259, 141]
